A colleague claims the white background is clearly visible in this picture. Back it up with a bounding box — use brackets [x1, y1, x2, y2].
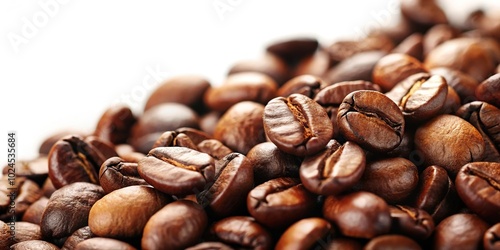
[0, 0, 498, 164]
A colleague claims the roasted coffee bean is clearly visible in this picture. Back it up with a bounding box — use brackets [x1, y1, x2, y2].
[476, 73, 500, 107]
[185, 242, 234, 250]
[440, 86, 461, 114]
[275, 217, 332, 250]
[22, 196, 48, 225]
[432, 213, 489, 250]
[364, 235, 422, 250]
[199, 111, 221, 136]
[138, 146, 215, 195]
[2, 157, 48, 186]
[142, 200, 207, 250]
[392, 33, 424, 61]
[151, 131, 197, 150]
[293, 49, 331, 78]
[114, 144, 145, 163]
[42, 178, 56, 198]
[0, 221, 42, 248]
[41, 182, 104, 243]
[337, 90, 405, 152]
[455, 162, 500, 223]
[94, 105, 136, 145]
[389, 205, 435, 240]
[98, 157, 149, 194]
[247, 178, 315, 228]
[324, 238, 363, 250]
[413, 165, 460, 223]
[466, 9, 500, 43]
[38, 130, 84, 155]
[196, 139, 233, 161]
[0, 177, 42, 221]
[75, 237, 136, 250]
[372, 53, 427, 92]
[456, 101, 500, 162]
[246, 142, 301, 185]
[323, 191, 391, 239]
[425, 38, 495, 82]
[414, 114, 485, 176]
[323, 51, 387, 85]
[400, 0, 447, 31]
[213, 101, 266, 154]
[227, 53, 289, 85]
[300, 140, 366, 195]
[386, 73, 448, 122]
[266, 38, 319, 63]
[327, 35, 394, 63]
[263, 93, 333, 157]
[48, 135, 117, 189]
[197, 153, 253, 217]
[355, 157, 418, 204]
[144, 75, 211, 113]
[384, 129, 414, 158]
[430, 67, 479, 103]
[61, 226, 95, 250]
[484, 223, 500, 250]
[209, 216, 272, 250]
[10, 240, 60, 250]
[277, 74, 323, 98]
[88, 185, 170, 239]
[422, 24, 459, 56]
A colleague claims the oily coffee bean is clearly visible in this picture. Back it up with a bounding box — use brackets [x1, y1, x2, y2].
[61, 226, 95, 250]
[138, 146, 215, 195]
[414, 114, 485, 176]
[372, 53, 427, 92]
[22, 196, 48, 225]
[41, 182, 104, 243]
[245, 142, 301, 185]
[213, 101, 266, 154]
[0, 177, 42, 221]
[152, 131, 198, 150]
[430, 67, 479, 103]
[227, 53, 289, 85]
[48, 135, 117, 189]
[197, 153, 253, 217]
[209, 216, 272, 250]
[337, 90, 405, 153]
[88, 185, 170, 239]
[98, 157, 149, 194]
[476, 73, 500, 107]
[10, 240, 60, 250]
[364, 235, 422, 250]
[300, 140, 366, 195]
[392, 33, 424, 61]
[144, 75, 211, 113]
[142, 200, 207, 250]
[422, 24, 459, 57]
[196, 139, 233, 161]
[266, 37, 319, 63]
[386, 73, 448, 122]
[327, 35, 394, 64]
[277, 74, 323, 98]
[413, 165, 460, 223]
[75, 238, 136, 250]
[323, 191, 391, 239]
[389, 205, 435, 240]
[185, 242, 234, 250]
[247, 177, 315, 228]
[432, 213, 489, 250]
[94, 105, 136, 145]
[323, 51, 387, 85]
[275, 217, 332, 250]
[484, 223, 500, 250]
[455, 162, 500, 223]
[263, 93, 333, 157]
[355, 157, 418, 204]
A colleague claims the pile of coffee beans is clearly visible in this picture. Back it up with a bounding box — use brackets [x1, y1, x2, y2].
[2, 0, 500, 249]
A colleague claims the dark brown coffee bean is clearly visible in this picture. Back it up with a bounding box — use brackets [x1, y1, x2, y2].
[355, 157, 418, 204]
[88, 185, 170, 238]
[323, 51, 387, 85]
[0, 221, 42, 248]
[423, 24, 459, 57]
[48, 135, 117, 189]
[264, 93, 333, 157]
[266, 38, 319, 63]
[41, 182, 104, 243]
[247, 178, 315, 228]
[22, 196, 48, 225]
[114, 144, 145, 163]
[389, 205, 434, 240]
[213, 101, 266, 154]
[144, 75, 211, 113]
[440, 86, 461, 115]
[300, 140, 365, 195]
[2, 157, 48, 186]
[414, 114, 485, 176]
[327, 35, 394, 64]
[275, 217, 332, 250]
[430, 67, 479, 103]
[277, 74, 323, 98]
[151, 131, 198, 150]
[413, 165, 460, 223]
[94, 105, 136, 145]
[98, 157, 149, 194]
[196, 139, 233, 161]
[42, 178, 56, 198]
[392, 33, 424, 61]
[246, 142, 301, 185]
[142, 200, 207, 250]
[364, 235, 422, 250]
[476, 73, 500, 107]
[61, 226, 95, 250]
[228, 53, 289, 85]
[400, 0, 448, 30]
[185, 242, 234, 250]
[432, 213, 489, 250]
[425, 38, 495, 82]
[455, 162, 500, 223]
[38, 130, 84, 155]
[372, 53, 427, 92]
[294, 49, 331, 78]
[323, 191, 391, 239]
[75, 237, 136, 250]
[197, 153, 253, 217]
[209, 216, 272, 250]
[386, 73, 448, 122]
[484, 223, 500, 250]
[10, 240, 60, 250]
[337, 90, 405, 153]
[138, 146, 215, 195]
[466, 9, 500, 42]
[0, 177, 42, 221]
[324, 238, 363, 250]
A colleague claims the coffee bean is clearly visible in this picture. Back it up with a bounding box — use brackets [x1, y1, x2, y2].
[0, 177, 42, 221]
[300, 140, 366, 195]
[228, 54, 289, 85]
[484, 223, 500, 250]
[209, 216, 272, 250]
[400, 0, 448, 31]
[373, 53, 427, 92]
[337, 90, 405, 152]
[75, 237, 136, 250]
[196, 139, 233, 161]
[364, 235, 422, 250]
[1, 221, 42, 247]
[476, 73, 500, 107]
[94, 105, 136, 145]
[327, 35, 394, 64]
[10, 240, 60, 250]
[422, 24, 459, 56]
[266, 38, 319, 63]
[389, 205, 435, 240]
[42, 178, 56, 198]
[264, 93, 333, 157]
[324, 51, 387, 85]
[61, 226, 95, 250]
[22, 196, 48, 225]
[432, 213, 489, 250]
[275, 217, 332, 250]
[277, 74, 323, 98]
[38, 130, 85, 155]
[294, 49, 331, 78]
[2, 157, 48, 186]
[142, 200, 207, 250]
[185, 242, 234, 250]
[98, 157, 149, 194]
[392, 33, 424, 61]
[430, 67, 479, 103]
[138, 146, 215, 195]
[324, 238, 363, 250]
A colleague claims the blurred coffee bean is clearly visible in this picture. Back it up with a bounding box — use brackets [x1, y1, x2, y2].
[484, 223, 500, 250]
[400, 0, 448, 31]
[277, 74, 323, 98]
[423, 24, 459, 56]
[10, 240, 60, 250]
[266, 38, 319, 63]
[293, 49, 331, 77]
[0, 177, 42, 221]
[38, 130, 84, 155]
[323, 51, 387, 85]
[430, 67, 479, 103]
[94, 105, 136, 145]
[196, 139, 233, 161]
[2, 157, 48, 186]
[392, 33, 424, 61]
[227, 54, 289, 85]
[22, 196, 48, 225]
[327, 35, 394, 64]
[373, 53, 427, 92]
[432, 213, 489, 250]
